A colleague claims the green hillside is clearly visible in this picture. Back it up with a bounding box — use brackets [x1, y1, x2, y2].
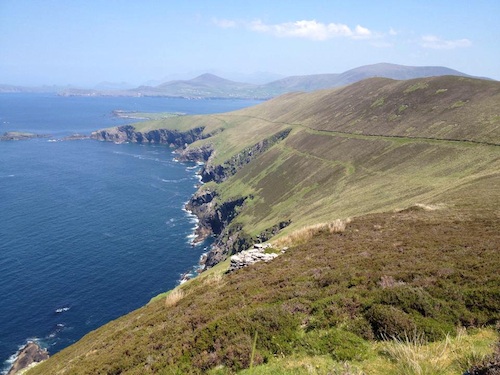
[29, 76, 500, 374]
[132, 76, 500, 251]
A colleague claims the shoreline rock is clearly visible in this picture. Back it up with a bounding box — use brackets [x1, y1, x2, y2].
[62, 133, 90, 141]
[7, 342, 49, 375]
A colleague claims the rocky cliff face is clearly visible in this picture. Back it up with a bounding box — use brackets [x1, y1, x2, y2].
[91, 125, 209, 148]
[203, 220, 291, 268]
[92, 124, 292, 268]
[185, 189, 246, 243]
[177, 143, 214, 163]
[183, 129, 293, 267]
[200, 128, 291, 183]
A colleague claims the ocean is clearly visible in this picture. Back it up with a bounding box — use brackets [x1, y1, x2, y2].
[0, 94, 262, 373]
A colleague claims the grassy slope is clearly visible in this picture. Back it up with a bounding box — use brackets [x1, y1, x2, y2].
[27, 76, 500, 374]
[28, 191, 500, 374]
[181, 76, 500, 237]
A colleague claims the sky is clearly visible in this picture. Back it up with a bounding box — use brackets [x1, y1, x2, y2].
[1, 0, 499, 87]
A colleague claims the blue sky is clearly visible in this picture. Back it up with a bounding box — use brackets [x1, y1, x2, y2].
[1, 0, 499, 86]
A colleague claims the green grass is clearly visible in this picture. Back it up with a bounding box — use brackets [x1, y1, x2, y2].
[371, 97, 385, 108]
[450, 100, 467, 108]
[398, 104, 409, 113]
[234, 328, 498, 375]
[213, 127, 499, 237]
[404, 81, 429, 93]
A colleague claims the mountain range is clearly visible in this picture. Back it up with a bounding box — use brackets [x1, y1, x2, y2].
[35, 63, 483, 99]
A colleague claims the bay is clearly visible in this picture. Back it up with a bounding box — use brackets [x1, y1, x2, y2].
[0, 94, 262, 373]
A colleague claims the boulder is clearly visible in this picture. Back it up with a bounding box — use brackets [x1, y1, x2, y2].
[229, 245, 279, 272]
[7, 342, 49, 375]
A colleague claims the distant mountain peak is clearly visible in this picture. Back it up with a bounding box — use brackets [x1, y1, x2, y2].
[190, 73, 233, 84]
[46, 63, 486, 99]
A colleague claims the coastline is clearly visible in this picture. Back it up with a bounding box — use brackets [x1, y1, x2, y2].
[178, 161, 213, 284]
[0, 95, 268, 373]
[90, 124, 285, 271]
[1, 131, 213, 372]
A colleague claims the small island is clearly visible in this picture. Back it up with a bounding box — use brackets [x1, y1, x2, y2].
[112, 109, 185, 120]
[0, 132, 48, 141]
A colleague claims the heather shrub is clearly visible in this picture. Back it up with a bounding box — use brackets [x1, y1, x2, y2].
[249, 304, 301, 356]
[377, 285, 439, 317]
[366, 304, 416, 339]
[464, 287, 500, 324]
[412, 315, 456, 341]
[302, 328, 369, 361]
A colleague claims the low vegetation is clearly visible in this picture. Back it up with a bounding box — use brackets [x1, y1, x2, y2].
[28, 76, 500, 374]
[28, 201, 500, 374]
[273, 219, 351, 248]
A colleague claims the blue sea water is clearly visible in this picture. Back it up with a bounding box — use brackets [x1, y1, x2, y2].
[0, 94, 262, 373]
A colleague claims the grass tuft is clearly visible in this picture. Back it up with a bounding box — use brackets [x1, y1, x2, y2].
[380, 328, 497, 375]
[164, 288, 185, 307]
[273, 219, 351, 248]
[404, 81, 429, 93]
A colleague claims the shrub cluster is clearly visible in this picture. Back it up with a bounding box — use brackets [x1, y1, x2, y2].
[28, 208, 500, 374]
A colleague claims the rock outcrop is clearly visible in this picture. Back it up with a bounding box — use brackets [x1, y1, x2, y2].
[177, 143, 214, 163]
[229, 243, 285, 272]
[203, 221, 291, 268]
[185, 189, 246, 243]
[91, 125, 209, 148]
[200, 129, 291, 183]
[91, 123, 293, 269]
[7, 342, 49, 375]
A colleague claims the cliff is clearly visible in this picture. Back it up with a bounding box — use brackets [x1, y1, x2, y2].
[90, 125, 210, 148]
[92, 123, 293, 267]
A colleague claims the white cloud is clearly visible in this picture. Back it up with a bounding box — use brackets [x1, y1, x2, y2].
[247, 19, 373, 41]
[212, 18, 237, 29]
[420, 35, 472, 49]
[353, 25, 372, 38]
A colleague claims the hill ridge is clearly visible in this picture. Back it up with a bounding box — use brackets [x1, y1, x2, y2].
[215, 112, 500, 147]
[51, 63, 488, 98]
